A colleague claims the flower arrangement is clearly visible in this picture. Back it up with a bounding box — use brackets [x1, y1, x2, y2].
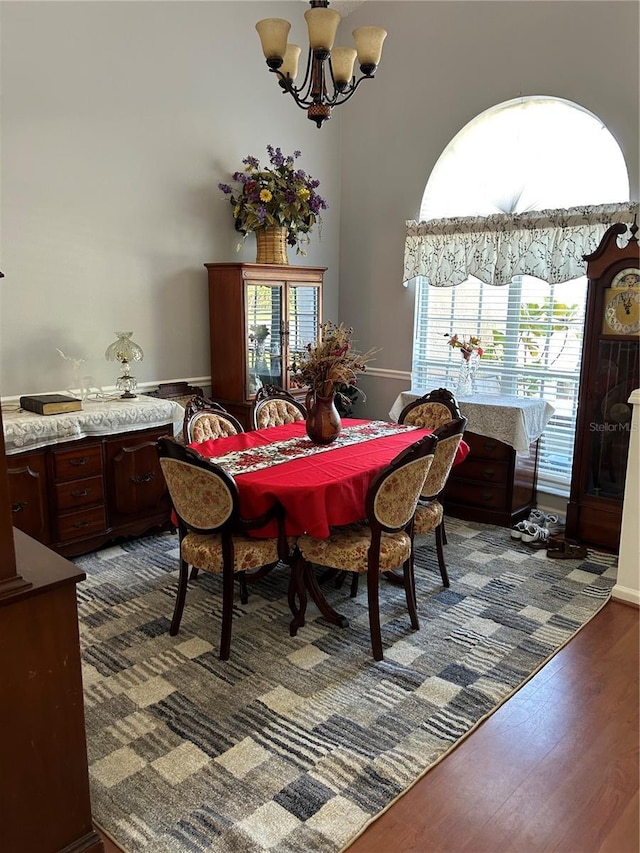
[445, 333, 483, 360]
[289, 321, 378, 401]
[218, 146, 327, 255]
[249, 324, 270, 344]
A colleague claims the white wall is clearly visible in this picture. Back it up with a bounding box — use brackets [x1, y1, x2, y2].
[338, 1, 640, 421]
[1, 2, 638, 414]
[0, 1, 341, 397]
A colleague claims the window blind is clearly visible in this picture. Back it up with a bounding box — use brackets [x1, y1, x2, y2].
[412, 274, 587, 496]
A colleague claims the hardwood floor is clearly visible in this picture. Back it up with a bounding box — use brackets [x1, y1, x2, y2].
[97, 600, 639, 853]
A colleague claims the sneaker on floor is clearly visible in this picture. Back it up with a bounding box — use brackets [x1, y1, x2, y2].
[510, 520, 530, 539]
[543, 514, 565, 535]
[520, 522, 551, 548]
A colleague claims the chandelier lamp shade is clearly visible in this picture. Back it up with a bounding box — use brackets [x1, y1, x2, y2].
[255, 1, 387, 128]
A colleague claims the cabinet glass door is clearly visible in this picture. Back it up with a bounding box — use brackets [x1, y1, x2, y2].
[287, 285, 320, 388]
[585, 339, 638, 499]
[245, 284, 283, 396]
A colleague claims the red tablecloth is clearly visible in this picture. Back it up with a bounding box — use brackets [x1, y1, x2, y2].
[188, 418, 469, 539]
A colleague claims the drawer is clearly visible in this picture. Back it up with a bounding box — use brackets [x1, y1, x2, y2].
[55, 475, 104, 511]
[57, 506, 107, 542]
[53, 444, 103, 481]
[463, 432, 512, 461]
[443, 477, 508, 510]
[451, 458, 510, 486]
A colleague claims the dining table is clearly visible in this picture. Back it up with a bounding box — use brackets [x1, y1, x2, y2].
[188, 417, 470, 634]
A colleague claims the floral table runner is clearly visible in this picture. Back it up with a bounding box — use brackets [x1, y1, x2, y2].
[207, 420, 419, 476]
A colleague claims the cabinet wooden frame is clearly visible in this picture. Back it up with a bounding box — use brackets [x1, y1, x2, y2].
[206, 262, 325, 429]
[565, 221, 639, 551]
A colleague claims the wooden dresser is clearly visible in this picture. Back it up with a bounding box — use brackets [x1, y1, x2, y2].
[390, 392, 555, 527]
[3, 397, 183, 556]
[442, 430, 540, 526]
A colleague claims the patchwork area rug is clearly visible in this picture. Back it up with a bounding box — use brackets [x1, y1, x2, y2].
[74, 520, 616, 853]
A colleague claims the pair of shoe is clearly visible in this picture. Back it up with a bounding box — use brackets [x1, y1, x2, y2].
[547, 541, 588, 559]
[510, 510, 565, 545]
[514, 521, 551, 548]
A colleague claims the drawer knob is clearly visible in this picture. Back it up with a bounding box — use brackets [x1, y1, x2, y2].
[483, 441, 498, 451]
[12, 501, 27, 513]
[73, 520, 92, 528]
[481, 468, 496, 480]
[71, 488, 90, 498]
[69, 456, 90, 467]
[131, 471, 155, 484]
[480, 491, 494, 502]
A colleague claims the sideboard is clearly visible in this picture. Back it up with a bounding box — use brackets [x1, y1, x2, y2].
[390, 391, 555, 527]
[2, 396, 184, 557]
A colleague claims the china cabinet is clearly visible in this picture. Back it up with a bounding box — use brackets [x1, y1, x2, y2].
[565, 221, 639, 550]
[206, 262, 325, 429]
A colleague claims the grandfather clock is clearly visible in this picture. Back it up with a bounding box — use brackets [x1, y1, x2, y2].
[566, 219, 639, 551]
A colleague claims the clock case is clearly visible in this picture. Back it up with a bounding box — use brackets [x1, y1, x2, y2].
[565, 220, 639, 551]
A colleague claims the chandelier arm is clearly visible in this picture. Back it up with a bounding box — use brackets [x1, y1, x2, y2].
[323, 73, 373, 107]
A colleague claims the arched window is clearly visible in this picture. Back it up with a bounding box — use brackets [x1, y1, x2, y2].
[410, 96, 631, 497]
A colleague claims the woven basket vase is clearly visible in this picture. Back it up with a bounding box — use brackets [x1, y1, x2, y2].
[255, 226, 289, 265]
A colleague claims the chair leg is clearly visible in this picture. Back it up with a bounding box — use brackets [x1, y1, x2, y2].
[189, 566, 200, 580]
[219, 566, 235, 660]
[170, 558, 190, 636]
[288, 549, 308, 636]
[442, 517, 448, 546]
[436, 523, 450, 587]
[403, 558, 420, 629]
[367, 570, 384, 661]
[349, 572, 359, 598]
[239, 571, 248, 605]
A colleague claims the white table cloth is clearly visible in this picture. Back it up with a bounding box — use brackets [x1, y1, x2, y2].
[389, 391, 555, 453]
[2, 395, 184, 455]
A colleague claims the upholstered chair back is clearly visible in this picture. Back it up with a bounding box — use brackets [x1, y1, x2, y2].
[183, 396, 244, 444]
[398, 388, 462, 430]
[420, 417, 467, 501]
[251, 385, 307, 430]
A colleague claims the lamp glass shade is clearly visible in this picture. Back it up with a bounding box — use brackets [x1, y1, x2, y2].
[330, 47, 357, 84]
[105, 332, 144, 364]
[353, 26, 387, 66]
[255, 18, 291, 59]
[304, 8, 341, 51]
[281, 44, 302, 79]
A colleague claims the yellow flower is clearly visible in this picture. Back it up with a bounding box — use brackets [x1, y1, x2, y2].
[260, 189, 273, 203]
[298, 187, 310, 201]
[233, 204, 240, 218]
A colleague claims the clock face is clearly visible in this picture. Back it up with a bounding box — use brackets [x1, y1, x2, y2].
[602, 287, 640, 335]
[611, 267, 640, 289]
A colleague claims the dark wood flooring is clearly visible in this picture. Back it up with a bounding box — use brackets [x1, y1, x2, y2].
[97, 599, 639, 853]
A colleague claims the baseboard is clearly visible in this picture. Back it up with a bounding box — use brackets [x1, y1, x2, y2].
[611, 584, 640, 606]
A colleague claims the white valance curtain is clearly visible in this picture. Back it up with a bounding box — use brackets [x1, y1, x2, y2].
[403, 202, 639, 287]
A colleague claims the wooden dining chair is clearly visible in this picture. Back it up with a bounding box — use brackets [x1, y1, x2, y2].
[251, 384, 307, 430]
[183, 396, 244, 444]
[157, 438, 288, 660]
[397, 388, 462, 430]
[412, 416, 468, 587]
[296, 433, 437, 661]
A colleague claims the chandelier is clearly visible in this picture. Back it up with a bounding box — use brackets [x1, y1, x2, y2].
[255, 1, 387, 128]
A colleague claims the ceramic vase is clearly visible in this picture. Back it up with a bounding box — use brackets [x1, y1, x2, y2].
[305, 389, 342, 445]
